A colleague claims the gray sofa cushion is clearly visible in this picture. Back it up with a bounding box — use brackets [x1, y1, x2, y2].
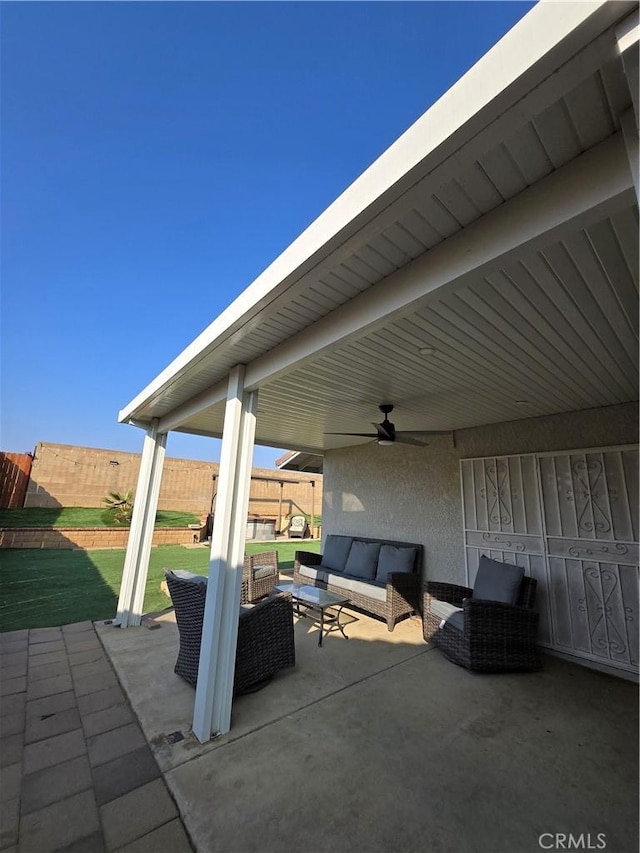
[445, 610, 465, 631]
[298, 565, 329, 584]
[472, 556, 524, 605]
[430, 600, 463, 622]
[322, 536, 353, 572]
[344, 540, 380, 579]
[326, 573, 353, 592]
[350, 578, 386, 602]
[374, 544, 417, 582]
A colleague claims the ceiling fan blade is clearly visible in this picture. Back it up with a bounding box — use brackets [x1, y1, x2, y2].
[394, 435, 428, 446]
[324, 432, 379, 438]
[395, 430, 452, 436]
[372, 421, 394, 440]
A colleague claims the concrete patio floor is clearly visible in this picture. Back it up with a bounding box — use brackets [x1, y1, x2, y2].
[97, 600, 639, 853]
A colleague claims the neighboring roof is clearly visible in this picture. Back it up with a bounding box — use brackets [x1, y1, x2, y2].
[120, 0, 639, 453]
[275, 451, 324, 474]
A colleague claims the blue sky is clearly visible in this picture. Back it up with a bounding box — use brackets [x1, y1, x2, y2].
[1, 0, 534, 469]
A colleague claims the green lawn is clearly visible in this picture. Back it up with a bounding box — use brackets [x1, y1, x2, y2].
[0, 507, 200, 528]
[0, 540, 321, 632]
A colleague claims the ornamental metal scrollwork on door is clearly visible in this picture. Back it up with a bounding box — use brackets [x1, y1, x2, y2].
[479, 459, 513, 526]
[538, 449, 638, 673]
[462, 447, 639, 675]
[460, 455, 550, 645]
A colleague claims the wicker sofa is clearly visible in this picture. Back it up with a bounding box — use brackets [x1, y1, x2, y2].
[164, 570, 295, 694]
[294, 534, 422, 631]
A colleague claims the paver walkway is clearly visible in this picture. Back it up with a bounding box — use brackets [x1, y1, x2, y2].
[0, 622, 193, 853]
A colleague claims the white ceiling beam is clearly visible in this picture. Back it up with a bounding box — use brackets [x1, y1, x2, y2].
[617, 8, 639, 54]
[617, 9, 639, 122]
[156, 380, 228, 434]
[170, 424, 327, 456]
[156, 133, 633, 434]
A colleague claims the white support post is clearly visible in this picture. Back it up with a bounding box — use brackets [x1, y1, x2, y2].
[115, 422, 167, 628]
[192, 367, 258, 741]
[310, 480, 315, 539]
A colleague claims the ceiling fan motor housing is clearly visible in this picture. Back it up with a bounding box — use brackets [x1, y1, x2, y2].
[377, 404, 395, 438]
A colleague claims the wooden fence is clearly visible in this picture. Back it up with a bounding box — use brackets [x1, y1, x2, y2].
[0, 453, 33, 508]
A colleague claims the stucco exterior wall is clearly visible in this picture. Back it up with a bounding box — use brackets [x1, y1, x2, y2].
[322, 402, 638, 584]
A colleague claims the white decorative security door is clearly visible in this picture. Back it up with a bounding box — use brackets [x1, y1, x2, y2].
[461, 446, 639, 677]
[460, 455, 552, 647]
[537, 448, 638, 675]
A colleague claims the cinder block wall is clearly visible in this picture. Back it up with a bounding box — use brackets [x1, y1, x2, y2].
[24, 442, 322, 518]
[0, 526, 195, 550]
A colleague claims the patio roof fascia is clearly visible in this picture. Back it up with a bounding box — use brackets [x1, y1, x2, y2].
[117, 0, 634, 432]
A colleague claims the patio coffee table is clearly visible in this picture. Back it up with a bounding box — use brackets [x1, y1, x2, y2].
[275, 582, 350, 646]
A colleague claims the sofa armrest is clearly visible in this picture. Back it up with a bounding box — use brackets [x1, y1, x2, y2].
[425, 581, 472, 607]
[387, 571, 421, 610]
[462, 597, 539, 636]
[295, 550, 323, 569]
[387, 571, 420, 592]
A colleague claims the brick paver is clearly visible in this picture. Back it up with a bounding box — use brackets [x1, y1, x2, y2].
[23, 728, 87, 775]
[19, 788, 101, 851]
[87, 722, 147, 768]
[0, 733, 24, 768]
[28, 640, 65, 657]
[24, 705, 82, 744]
[1, 693, 25, 717]
[0, 622, 193, 852]
[21, 755, 93, 815]
[0, 763, 21, 803]
[77, 685, 127, 717]
[113, 817, 192, 853]
[26, 690, 76, 719]
[100, 778, 178, 851]
[82, 703, 135, 739]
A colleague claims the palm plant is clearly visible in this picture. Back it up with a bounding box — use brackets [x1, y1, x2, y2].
[102, 489, 134, 525]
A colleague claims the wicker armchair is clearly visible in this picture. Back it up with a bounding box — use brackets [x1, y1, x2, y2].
[164, 570, 295, 695]
[242, 551, 279, 604]
[423, 558, 541, 673]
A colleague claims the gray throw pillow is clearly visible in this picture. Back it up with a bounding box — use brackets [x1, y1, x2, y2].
[375, 545, 417, 582]
[472, 556, 524, 604]
[322, 536, 353, 572]
[344, 540, 381, 579]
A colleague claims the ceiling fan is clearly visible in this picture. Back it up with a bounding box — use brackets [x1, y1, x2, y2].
[325, 404, 451, 447]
